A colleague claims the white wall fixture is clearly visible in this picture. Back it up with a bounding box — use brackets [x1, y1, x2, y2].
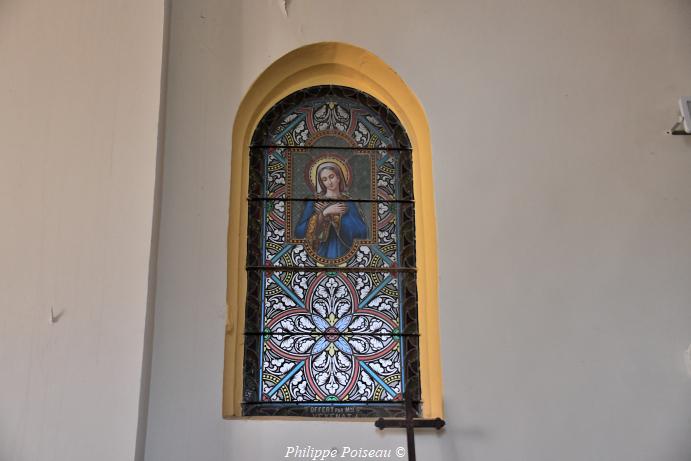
[679, 97, 691, 133]
[669, 97, 691, 134]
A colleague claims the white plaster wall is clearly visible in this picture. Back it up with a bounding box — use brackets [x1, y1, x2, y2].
[146, 1, 691, 460]
[0, 1, 165, 460]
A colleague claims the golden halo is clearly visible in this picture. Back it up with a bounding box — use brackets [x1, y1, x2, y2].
[307, 155, 351, 193]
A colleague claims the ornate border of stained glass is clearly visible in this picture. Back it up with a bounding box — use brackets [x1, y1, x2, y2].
[242, 85, 420, 417]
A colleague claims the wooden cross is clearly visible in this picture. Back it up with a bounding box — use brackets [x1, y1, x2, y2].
[374, 391, 445, 461]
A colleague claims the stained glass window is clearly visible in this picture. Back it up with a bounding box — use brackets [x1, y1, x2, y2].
[242, 85, 420, 417]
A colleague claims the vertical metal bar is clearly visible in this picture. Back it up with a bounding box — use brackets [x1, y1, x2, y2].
[406, 424, 416, 461]
[405, 390, 416, 461]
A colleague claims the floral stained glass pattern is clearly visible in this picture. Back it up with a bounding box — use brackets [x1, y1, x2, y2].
[242, 86, 420, 417]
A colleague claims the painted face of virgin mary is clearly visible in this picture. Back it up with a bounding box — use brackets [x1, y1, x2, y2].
[316, 163, 345, 195]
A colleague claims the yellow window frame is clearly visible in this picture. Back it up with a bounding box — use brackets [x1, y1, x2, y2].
[223, 42, 443, 419]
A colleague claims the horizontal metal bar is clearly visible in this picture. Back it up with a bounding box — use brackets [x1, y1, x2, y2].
[375, 417, 446, 430]
[246, 265, 417, 273]
[248, 196, 414, 204]
[243, 400, 421, 405]
[245, 332, 420, 337]
[249, 145, 412, 151]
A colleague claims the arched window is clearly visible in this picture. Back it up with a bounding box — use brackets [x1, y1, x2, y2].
[223, 43, 442, 420]
[241, 85, 419, 417]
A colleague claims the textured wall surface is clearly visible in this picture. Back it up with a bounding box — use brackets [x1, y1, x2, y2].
[145, 0, 691, 460]
[0, 1, 165, 460]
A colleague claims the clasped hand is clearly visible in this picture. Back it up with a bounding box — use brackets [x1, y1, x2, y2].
[315, 202, 346, 217]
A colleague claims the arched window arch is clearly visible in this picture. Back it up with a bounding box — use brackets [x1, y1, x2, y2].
[224, 43, 442, 419]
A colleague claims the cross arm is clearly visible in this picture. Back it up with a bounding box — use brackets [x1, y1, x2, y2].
[374, 417, 446, 430]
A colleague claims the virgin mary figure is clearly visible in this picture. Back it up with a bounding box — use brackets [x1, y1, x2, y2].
[294, 158, 368, 260]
